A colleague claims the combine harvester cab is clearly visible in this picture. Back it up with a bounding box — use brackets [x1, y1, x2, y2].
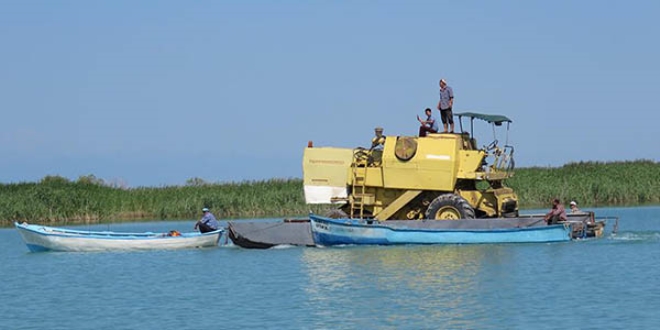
[303, 112, 519, 221]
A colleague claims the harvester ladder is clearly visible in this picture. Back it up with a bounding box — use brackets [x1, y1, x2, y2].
[350, 162, 367, 219]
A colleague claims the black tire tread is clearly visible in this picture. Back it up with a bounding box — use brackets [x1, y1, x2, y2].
[425, 193, 476, 220]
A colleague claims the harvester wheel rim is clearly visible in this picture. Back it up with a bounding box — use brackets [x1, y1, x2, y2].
[434, 206, 461, 220]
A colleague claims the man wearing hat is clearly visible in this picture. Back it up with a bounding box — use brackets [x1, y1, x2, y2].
[569, 201, 581, 213]
[195, 207, 219, 233]
[371, 127, 385, 150]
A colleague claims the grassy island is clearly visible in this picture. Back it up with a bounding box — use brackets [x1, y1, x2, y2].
[1, 160, 658, 226]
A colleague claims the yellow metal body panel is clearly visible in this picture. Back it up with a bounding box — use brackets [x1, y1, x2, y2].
[351, 192, 376, 205]
[381, 135, 458, 190]
[303, 147, 355, 204]
[374, 190, 422, 221]
[352, 166, 384, 187]
[456, 150, 486, 179]
[302, 147, 353, 187]
[458, 190, 498, 217]
[458, 188, 518, 217]
[493, 187, 518, 213]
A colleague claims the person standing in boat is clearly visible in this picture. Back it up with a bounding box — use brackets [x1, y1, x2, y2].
[417, 108, 439, 137]
[195, 207, 219, 233]
[437, 78, 454, 133]
[544, 198, 567, 225]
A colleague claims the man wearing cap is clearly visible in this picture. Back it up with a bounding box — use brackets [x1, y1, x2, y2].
[436, 78, 455, 133]
[195, 207, 219, 233]
[371, 127, 385, 151]
[569, 201, 581, 213]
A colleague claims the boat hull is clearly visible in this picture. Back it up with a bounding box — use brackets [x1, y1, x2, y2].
[15, 223, 223, 252]
[310, 215, 572, 246]
[227, 220, 314, 249]
[226, 213, 609, 248]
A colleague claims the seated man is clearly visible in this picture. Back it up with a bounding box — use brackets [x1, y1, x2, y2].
[417, 108, 439, 137]
[544, 198, 567, 225]
[368, 127, 385, 166]
[194, 207, 219, 233]
[370, 127, 385, 150]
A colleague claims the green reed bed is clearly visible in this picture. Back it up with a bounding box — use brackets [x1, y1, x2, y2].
[509, 160, 660, 208]
[0, 176, 325, 225]
[1, 160, 658, 225]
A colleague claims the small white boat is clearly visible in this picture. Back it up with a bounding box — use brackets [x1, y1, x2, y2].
[15, 222, 223, 252]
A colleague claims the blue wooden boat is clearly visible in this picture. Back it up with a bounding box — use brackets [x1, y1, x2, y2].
[15, 222, 223, 252]
[310, 214, 573, 246]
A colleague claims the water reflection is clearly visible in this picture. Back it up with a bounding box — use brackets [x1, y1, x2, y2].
[300, 245, 511, 328]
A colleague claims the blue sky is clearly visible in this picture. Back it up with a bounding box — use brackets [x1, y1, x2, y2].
[2, 1, 658, 187]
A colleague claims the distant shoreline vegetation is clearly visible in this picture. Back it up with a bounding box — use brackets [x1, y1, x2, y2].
[1, 160, 658, 226]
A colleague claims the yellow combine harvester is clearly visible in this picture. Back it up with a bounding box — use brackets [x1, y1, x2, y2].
[303, 112, 518, 220]
[228, 111, 616, 248]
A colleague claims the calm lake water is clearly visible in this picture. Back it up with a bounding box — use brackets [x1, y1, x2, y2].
[1, 206, 659, 330]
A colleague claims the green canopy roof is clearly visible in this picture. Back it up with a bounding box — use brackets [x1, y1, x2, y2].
[455, 112, 512, 124]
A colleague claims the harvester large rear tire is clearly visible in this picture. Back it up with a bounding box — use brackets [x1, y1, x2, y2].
[425, 194, 476, 220]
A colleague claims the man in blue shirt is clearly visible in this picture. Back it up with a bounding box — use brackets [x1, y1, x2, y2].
[195, 207, 219, 233]
[417, 108, 439, 137]
[436, 78, 455, 133]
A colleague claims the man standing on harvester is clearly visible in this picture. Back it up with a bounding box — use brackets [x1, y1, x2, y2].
[437, 78, 454, 133]
[195, 207, 219, 233]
